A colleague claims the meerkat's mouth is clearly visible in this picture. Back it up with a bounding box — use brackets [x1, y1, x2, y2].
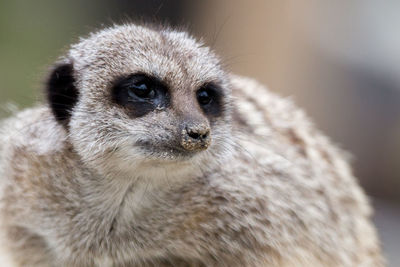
[136, 141, 201, 160]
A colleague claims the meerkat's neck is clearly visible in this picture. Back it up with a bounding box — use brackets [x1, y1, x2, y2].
[70, 162, 194, 240]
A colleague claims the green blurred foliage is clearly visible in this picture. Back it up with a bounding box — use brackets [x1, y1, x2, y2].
[0, 0, 98, 107]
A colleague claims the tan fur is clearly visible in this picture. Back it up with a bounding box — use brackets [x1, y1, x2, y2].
[0, 24, 384, 266]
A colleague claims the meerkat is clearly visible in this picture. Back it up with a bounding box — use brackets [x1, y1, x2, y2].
[0, 23, 384, 267]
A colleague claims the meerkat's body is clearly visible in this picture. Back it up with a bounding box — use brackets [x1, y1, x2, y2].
[0, 24, 383, 266]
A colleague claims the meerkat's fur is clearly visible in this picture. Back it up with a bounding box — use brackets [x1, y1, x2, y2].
[0, 24, 384, 266]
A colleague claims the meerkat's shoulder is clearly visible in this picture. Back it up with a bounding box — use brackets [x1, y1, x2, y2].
[0, 106, 66, 157]
[230, 74, 346, 158]
[230, 74, 312, 129]
[230, 74, 368, 206]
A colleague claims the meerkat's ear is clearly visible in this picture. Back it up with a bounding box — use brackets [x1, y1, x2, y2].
[46, 61, 79, 127]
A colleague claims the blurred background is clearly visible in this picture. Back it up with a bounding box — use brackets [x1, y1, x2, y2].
[0, 0, 399, 264]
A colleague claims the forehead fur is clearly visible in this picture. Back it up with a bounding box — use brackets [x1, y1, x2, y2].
[67, 24, 225, 93]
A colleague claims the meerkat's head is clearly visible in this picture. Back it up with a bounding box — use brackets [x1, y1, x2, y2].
[46, 24, 233, 179]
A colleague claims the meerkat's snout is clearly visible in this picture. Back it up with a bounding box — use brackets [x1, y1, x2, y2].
[181, 122, 211, 151]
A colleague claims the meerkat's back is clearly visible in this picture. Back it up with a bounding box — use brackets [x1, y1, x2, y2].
[230, 75, 383, 266]
[0, 24, 384, 266]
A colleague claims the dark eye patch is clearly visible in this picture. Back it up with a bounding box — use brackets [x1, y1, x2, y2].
[196, 82, 224, 118]
[111, 73, 169, 118]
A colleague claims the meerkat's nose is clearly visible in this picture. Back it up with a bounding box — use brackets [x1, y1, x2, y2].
[181, 123, 211, 151]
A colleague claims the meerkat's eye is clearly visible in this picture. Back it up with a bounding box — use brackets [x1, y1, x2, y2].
[196, 83, 223, 117]
[197, 89, 212, 106]
[128, 80, 156, 99]
[112, 73, 169, 118]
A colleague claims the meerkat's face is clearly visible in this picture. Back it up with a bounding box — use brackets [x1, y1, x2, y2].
[46, 24, 233, 178]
